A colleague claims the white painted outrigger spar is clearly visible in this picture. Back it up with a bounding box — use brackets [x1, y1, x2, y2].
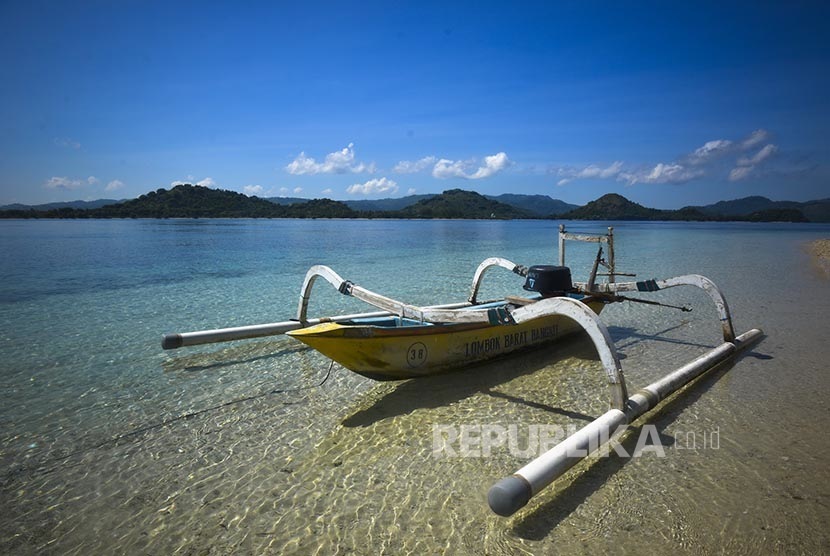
[162, 255, 531, 349]
[486, 226, 762, 516]
[162, 226, 762, 518]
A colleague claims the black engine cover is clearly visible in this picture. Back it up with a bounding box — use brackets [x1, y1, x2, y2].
[523, 265, 573, 297]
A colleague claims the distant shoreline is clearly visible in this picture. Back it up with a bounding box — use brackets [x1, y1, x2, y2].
[2, 186, 828, 222]
[2, 216, 830, 223]
[0, 216, 830, 223]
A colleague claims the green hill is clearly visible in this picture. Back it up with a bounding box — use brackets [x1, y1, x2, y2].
[396, 189, 531, 219]
[344, 194, 436, 211]
[0, 185, 357, 219]
[0, 199, 126, 211]
[685, 195, 829, 222]
[799, 199, 830, 222]
[745, 208, 809, 222]
[560, 193, 663, 220]
[561, 193, 813, 222]
[95, 185, 284, 217]
[268, 192, 577, 216]
[342, 192, 576, 215]
[485, 194, 578, 216]
[278, 198, 356, 218]
[265, 196, 309, 206]
[691, 196, 784, 216]
[2, 186, 826, 222]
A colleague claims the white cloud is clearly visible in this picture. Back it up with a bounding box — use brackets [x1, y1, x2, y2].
[243, 185, 264, 195]
[432, 159, 467, 179]
[555, 161, 623, 186]
[44, 176, 84, 190]
[285, 143, 373, 175]
[432, 152, 511, 179]
[293, 187, 303, 194]
[87, 176, 100, 185]
[105, 179, 125, 192]
[738, 144, 778, 166]
[278, 187, 289, 195]
[432, 159, 468, 179]
[554, 128, 778, 187]
[286, 153, 320, 175]
[643, 163, 703, 184]
[688, 140, 733, 164]
[741, 129, 770, 150]
[171, 176, 215, 188]
[578, 161, 623, 179]
[347, 177, 399, 195]
[407, 188, 417, 195]
[472, 152, 511, 179]
[686, 130, 775, 182]
[728, 166, 754, 182]
[54, 137, 81, 150]
[322, 188, 333, 195]
[620, 163, 703, 185]
[730, 143, 778, 181]
[171, 177, 192, 186]
[394, 156, 437, 174]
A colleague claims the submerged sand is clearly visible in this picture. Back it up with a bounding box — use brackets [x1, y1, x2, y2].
[4, 233, 830, 555]
[808, 239, 830, 277]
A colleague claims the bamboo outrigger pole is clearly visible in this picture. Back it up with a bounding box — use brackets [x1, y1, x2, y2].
[487, 328, 762, 517]
[486, 226, 764, 517]
[162, 257, 524, 350]
[161, 301, 472, 350]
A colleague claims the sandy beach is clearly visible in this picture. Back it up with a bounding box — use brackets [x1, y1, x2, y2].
[808, 239, 830, 277]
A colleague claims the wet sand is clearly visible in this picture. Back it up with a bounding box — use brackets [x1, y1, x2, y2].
[808, 239, 830, 277]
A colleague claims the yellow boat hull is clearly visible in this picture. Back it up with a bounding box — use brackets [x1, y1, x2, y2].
[287, 299, 605, 380]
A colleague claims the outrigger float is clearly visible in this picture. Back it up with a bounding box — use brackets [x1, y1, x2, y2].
[162, 225, 763, 517]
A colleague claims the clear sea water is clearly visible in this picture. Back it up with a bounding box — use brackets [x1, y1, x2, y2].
[1, 218, 828, 555]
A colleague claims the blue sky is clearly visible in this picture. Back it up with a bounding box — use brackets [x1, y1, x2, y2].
[1, 1, 828, 208]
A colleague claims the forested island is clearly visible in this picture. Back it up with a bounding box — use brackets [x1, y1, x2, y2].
[1, 184, 828, 222]
[559, 193, 817, 222]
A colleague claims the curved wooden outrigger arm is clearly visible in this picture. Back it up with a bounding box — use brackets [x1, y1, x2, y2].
[296, 265, 493, 325]
[573, 274, 735, 342]
[467, 257, 528, 304]
[511, 296, 629, 410]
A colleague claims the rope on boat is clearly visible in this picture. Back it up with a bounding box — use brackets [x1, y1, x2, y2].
[612, 294, 692, 312]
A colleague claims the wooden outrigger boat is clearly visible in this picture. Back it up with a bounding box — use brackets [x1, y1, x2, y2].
[285, 297, 606, 381]
[162, 225, 764, 516]
[162, 226, 729, 385]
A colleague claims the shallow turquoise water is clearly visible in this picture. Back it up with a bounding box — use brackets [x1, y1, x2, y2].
[1, 219, 829, 554]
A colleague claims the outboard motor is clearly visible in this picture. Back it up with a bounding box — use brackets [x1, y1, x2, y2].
[523, 265, 573, 298]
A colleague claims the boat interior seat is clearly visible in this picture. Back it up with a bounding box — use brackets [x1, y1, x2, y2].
[504, 295, 537, 307]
